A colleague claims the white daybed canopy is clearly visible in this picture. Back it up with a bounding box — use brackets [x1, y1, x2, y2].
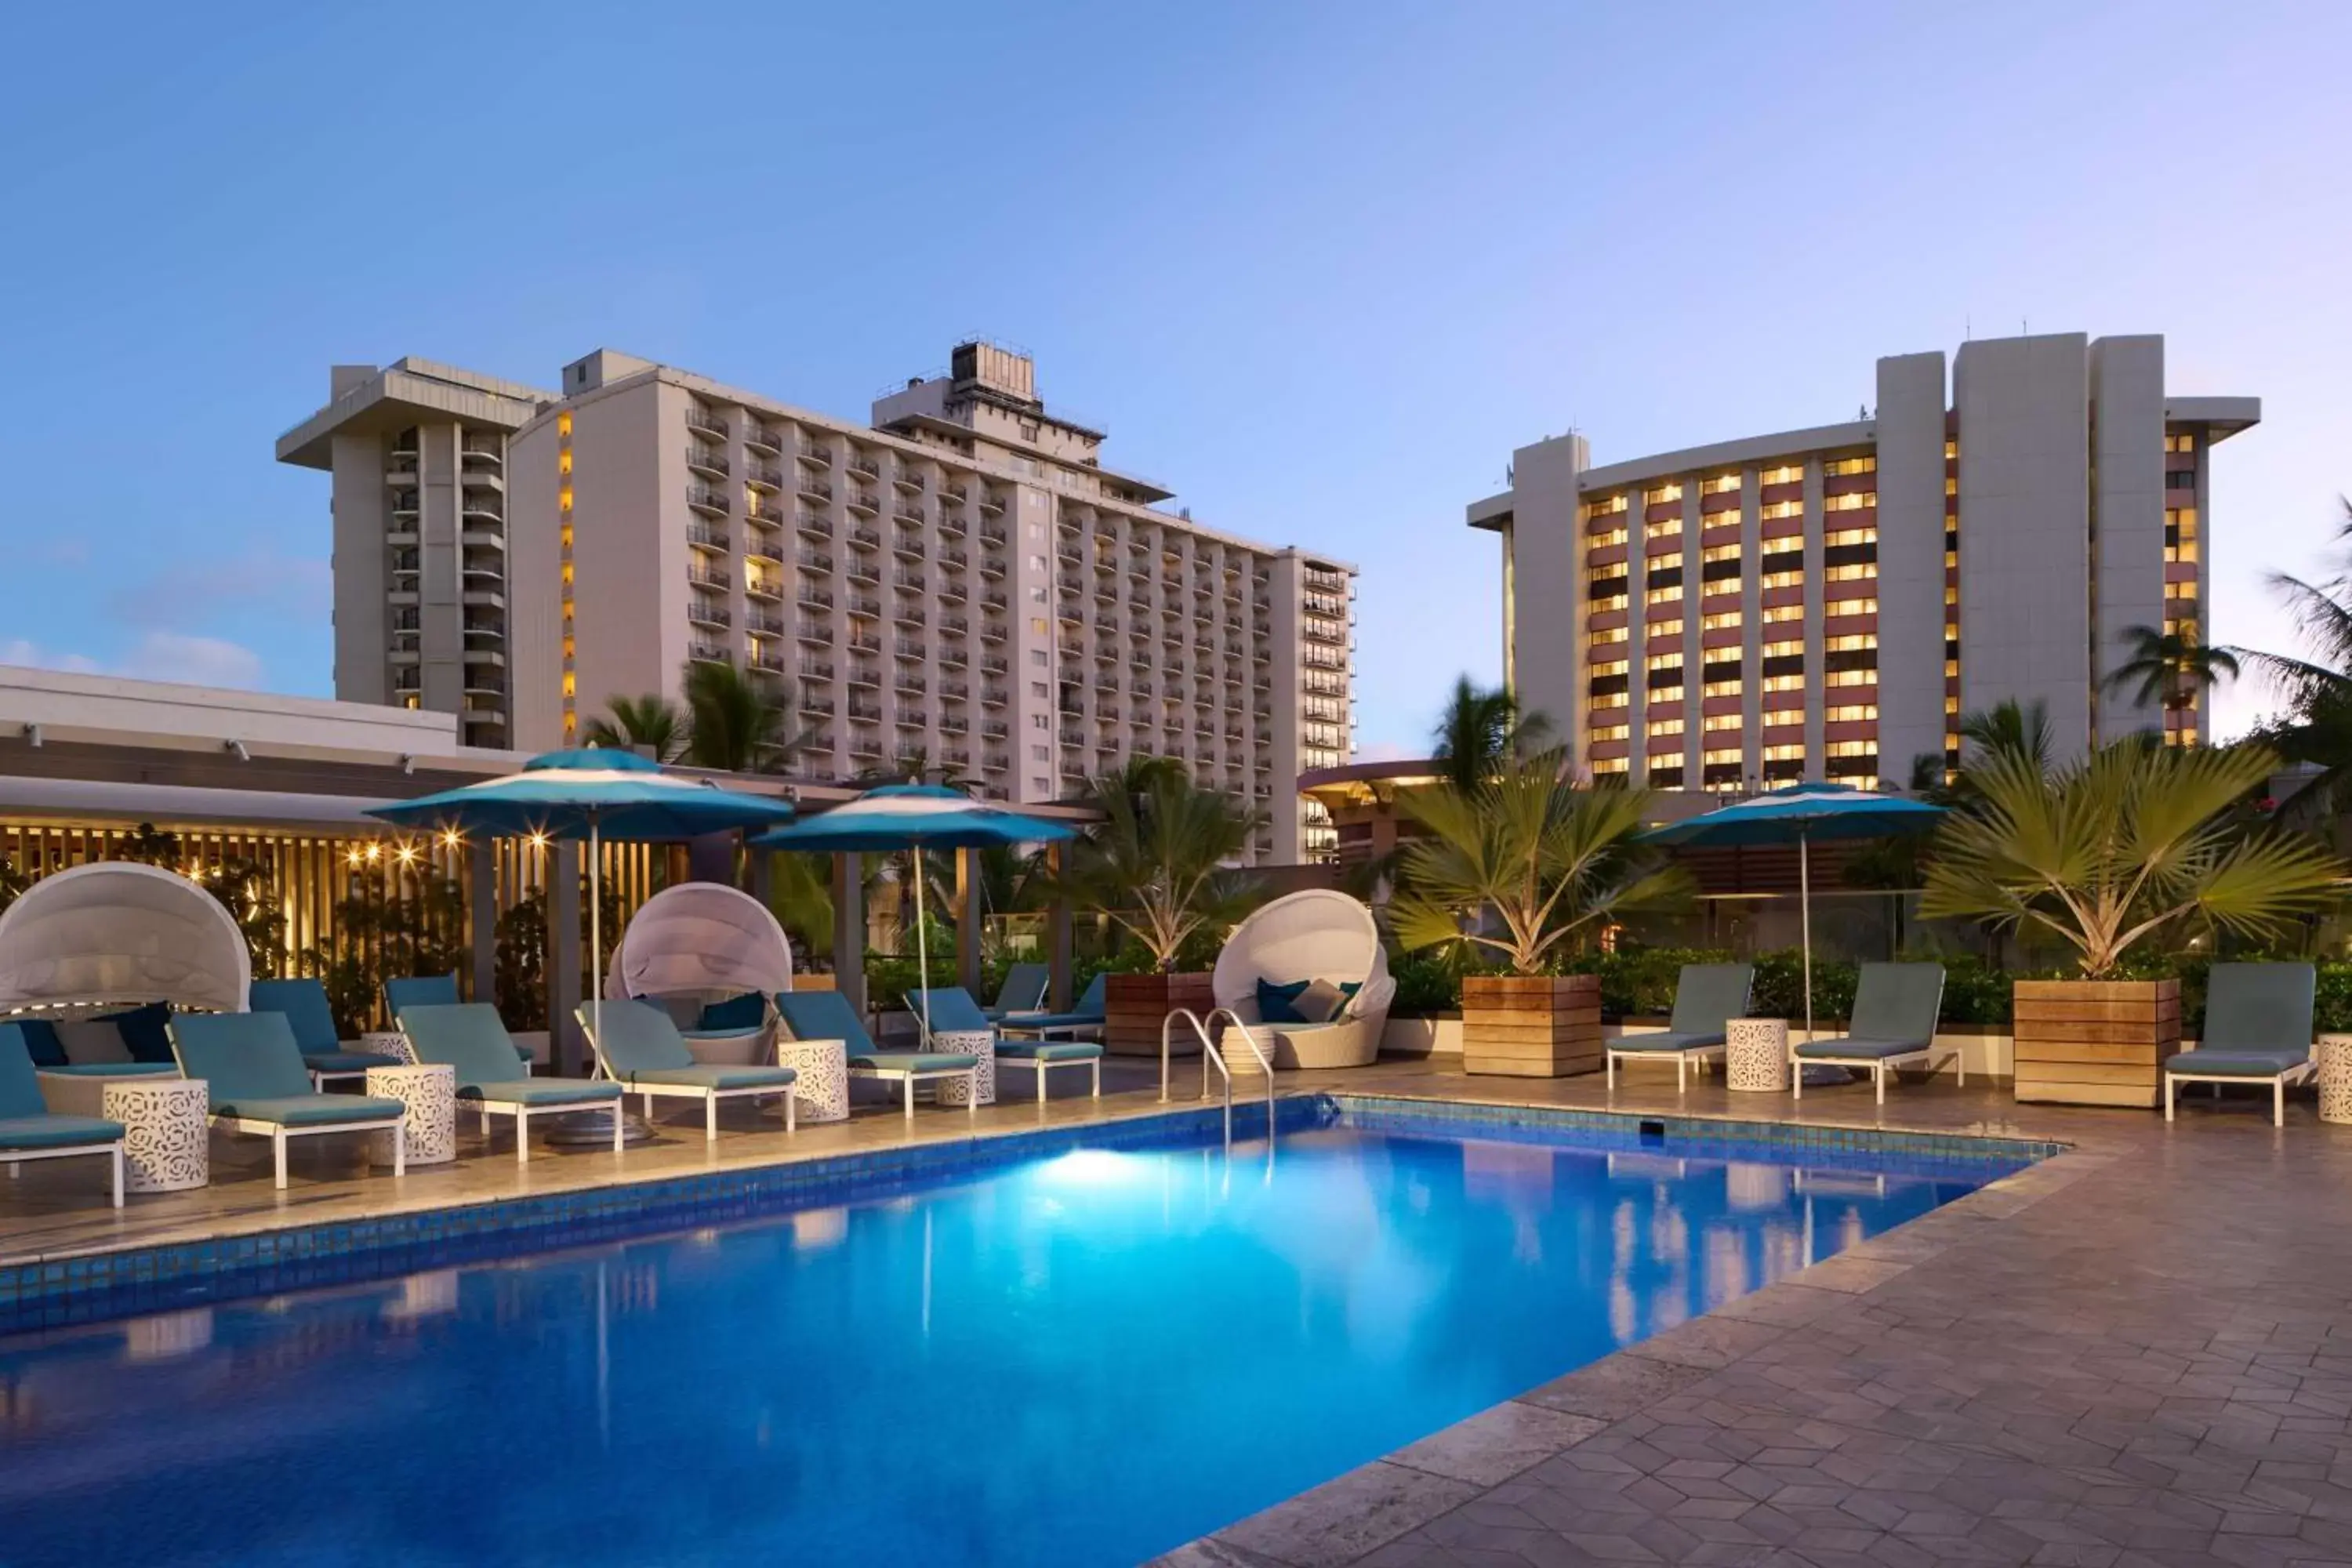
[0, 862, 252, 1014]
[605, 883, 794, 1004]
[1212, 888, 1394, 1069]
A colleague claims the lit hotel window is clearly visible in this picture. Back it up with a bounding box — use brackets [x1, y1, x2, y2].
[1760, 464, 1802, 485]
[1823, 456, 1876, 477]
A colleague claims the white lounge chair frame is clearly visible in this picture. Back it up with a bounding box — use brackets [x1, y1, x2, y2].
[4, 1139, 125, 1208]
[1605, 1038, 1724, 1094]
[580, 1007, 799, 1142]
[851, 1058, 982, 1122]
[461, 1093, 625, 1162]
[2165, 1058, 2315, 1128]
[216, 1110, 405, 1189]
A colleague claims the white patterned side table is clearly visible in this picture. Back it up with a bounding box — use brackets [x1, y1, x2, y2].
[775, 1036, 851, 1124]
[930, 1028, 997, 1109]
[366, 1063, 456, 1167]
[103, 1077, 211, 1193]
[2318, 1035, 2352, 1125]
[361, 1029, 415, 1065]
[1725, 1018, 1791, 1094]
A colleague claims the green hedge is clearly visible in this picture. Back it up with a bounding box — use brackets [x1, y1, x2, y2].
[1391, 944, 2342, 1034]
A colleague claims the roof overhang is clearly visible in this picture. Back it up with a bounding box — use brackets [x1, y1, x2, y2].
[2165, 397, 2261, 445]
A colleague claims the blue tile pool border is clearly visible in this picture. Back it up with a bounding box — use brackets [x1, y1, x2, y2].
[0, 1094, 2061, 1334]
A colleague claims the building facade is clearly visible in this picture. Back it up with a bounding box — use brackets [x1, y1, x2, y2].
[1465, 332, 2254, 790]
[282, 343, 1356, 862]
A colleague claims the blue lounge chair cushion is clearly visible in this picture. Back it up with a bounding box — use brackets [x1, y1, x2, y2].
[400, 1004, 545, 1092]
[626, 1064, 799, 1092]
[1613, 1030, 1727, 1054]
[301, 1050, 399, 1075]
[248, 978, 343, 1055]
[2168, 1047, 2310, 1078]
[0, 1025, 69, 1120]
[99, 1001, 176, 1065]
[172, 1012, 325, 1103]
[38, 1062, 179, 1079]
[1256, 977, 1314, 1024]
[684, 1025, 766, 1043]
[2200, 963, 2315, 1056]
[1795, 1036, 1926, 1061]
[1004, 1012, 1102, 1032]
[775, 989, 876, 1055]
[385, 973, 461, 1018]
[459, 1079, 620, 1108]
[849, 1051, 978, 1073]
[984, 963, 1051, 1020]
[697, 992, 768, 1033]
[906, 987, 993, 1033]
[214, 1094, 406, 1127]
[13, 1018, 66, 1068]
[1668, 964, 1755, 1037]
[0, 1114, 125, 1150]
[994, 1039, 1103, 1062]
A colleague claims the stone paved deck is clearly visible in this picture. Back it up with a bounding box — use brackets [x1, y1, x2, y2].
[1161, 1063, 2352, 1568]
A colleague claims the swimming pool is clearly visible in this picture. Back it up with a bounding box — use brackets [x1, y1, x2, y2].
[0, 1102, 2034, 1566]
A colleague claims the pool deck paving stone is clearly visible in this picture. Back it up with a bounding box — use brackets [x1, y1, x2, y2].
[3, 1051, 2347, 1566]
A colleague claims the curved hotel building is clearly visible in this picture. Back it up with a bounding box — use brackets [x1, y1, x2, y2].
[1465, 332, 2256, 791]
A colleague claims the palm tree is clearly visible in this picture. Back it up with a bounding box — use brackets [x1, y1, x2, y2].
[583, 695, 686, 762]
[2232, 499, 2352, 811]
[1429, 676, 1552, 792]
[1389, 749, 1691, 974]
[680, 662, 816, 774]
[1056, 767, 1265, 971]
[2104, 619, 2238, 720]
[1958, 698, 2053, 772]
[1919, 739, 2342, 977]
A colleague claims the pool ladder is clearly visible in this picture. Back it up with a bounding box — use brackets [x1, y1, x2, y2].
[1160, 1007, 1276, 1150]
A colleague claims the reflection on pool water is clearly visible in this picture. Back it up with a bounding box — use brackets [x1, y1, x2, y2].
[0, 1116, 2027, 1567]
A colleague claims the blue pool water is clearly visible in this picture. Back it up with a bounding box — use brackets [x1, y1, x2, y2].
[0, 1110, 2027, 1566]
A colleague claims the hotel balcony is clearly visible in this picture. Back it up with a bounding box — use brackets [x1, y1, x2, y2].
[687, 446, 730, 480]
[684, 405, 728, 439]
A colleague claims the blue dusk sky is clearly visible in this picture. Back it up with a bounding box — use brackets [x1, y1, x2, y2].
[0, 2, 2345, 754]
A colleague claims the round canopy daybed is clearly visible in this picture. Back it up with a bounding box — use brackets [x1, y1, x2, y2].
[604, 883, 793, 1065]
[1211, 889, 1396, 1069]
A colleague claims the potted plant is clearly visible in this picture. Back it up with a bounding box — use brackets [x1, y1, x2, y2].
[1391, 751, 1691, 1076]
[1057, 760, 1265, 1055]
[1921, 740, 2341, 1106]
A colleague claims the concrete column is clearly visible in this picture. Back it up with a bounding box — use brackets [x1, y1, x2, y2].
[831, 853, 866, 1011]
[2089, 336, 2168, 742]
[547, 842, 583, 1076]
[1876, 350, 1954, 779]
[467, 840, 495, 1007]
[1047, 844, 1073, 1011]
[955, 848, 982, 993]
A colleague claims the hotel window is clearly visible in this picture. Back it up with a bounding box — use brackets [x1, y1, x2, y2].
[1646, 550, 1685, 572]
[1763, 744, 1805, 763]
[1825, 596, 1879, 615]
[1761, 673, 1806, 693]
[1646, 586, 1683, 608]
[1589, 657, 1630, 679]
[1944, 439, 1958, 459]
[1762, 637, 1802, 659]
[1588, 625, 1630, 650]
[1646, 482, 1684, 506]
[1646, 652, 1682, 673]
[1591, 722, 1631, 742]
[1823, 456, 1876, 477]
[1647, 716, 1685, 738]
[1648, 617, 1684, 641]
[1825, 741, 1875, 758]
[1759, 463, 1802, 486]
[1582, 493, 1630, 519]
[1827, 704, 1879, 723]
[1824, 491, 1876, 512]
[1826, 633, 1878, 652]
[1586, 564, 1629, 588]
[1701, 473, 1742, 495]
[1702, 609, 1742, 630]
[1824, 563, 1878, 584]
[1945, 476, 1958, 496]
[1590, 688, 1630, 711]
[1703, 713, 1743, 733]
[1704, 678, 1742, 698]
[1759, 499, 1804, 522]
[1592, 756, 1631, 776]
[1826, 666, 1875, 688]
[1759, 569, 1804, 591]
[1588, 523, 1629, 549]
[1761, 604, 1803, 629]
[1644, 519, 1682, 541]
[1700, 543, 1743, 581]
[1824, 525, 1878, 548]
[2165, 433, 2197, 454]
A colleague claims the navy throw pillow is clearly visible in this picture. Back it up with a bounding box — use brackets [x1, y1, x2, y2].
[698, 992, 768, 1032]
[16, 1018, 65, 1067]
[99, 1001, 176, 1064]
[1255, 977, 1313, 1025]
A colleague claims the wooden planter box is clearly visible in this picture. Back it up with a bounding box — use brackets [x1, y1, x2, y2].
[1105, 971, 1214, 1056]
[1461, 973, 1602, 1077]
[2013, 978, 2181, 1108]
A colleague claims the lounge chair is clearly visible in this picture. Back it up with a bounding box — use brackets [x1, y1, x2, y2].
[249, 977, 401, 1089]
[387, 975, 532, 1071]
[1791, 963, 1954, 1104]
[578, 1000, 797, 1140]
[400, 1003, 624, 1161]
[982, 962, 1051, 1022]
[910, 985, 1102, 1104]
[1605, 963, 1755, 1093]
[0, 1022, 125, 1207]
[2165, 962, 2317, 1127]
[169, 1012, 408, 1189]
[999, 972, 1109, 1040]
[774, 989, 979, 1122]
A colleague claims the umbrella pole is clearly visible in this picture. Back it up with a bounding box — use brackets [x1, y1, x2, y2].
[589, 816, 602, 1022]
[913, 846, 931, 1039]
[1799, 828, 1813, 1045]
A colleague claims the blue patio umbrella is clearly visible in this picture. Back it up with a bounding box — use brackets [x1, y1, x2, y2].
[750, 785, 1076, 1033]
[366, 747, 799, 1024]
[1639, 782, 1944, 1044]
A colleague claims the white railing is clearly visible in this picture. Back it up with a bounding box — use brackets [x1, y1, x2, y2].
[1160, 1006, 1275, 1149]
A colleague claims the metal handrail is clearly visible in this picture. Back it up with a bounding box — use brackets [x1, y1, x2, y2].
[1159, 1006, 1275, 1149]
